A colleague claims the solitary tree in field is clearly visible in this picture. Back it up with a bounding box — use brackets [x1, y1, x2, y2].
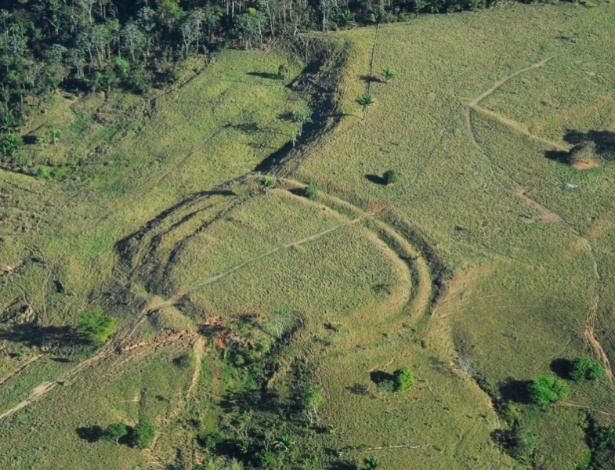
[278, 64, 289, 80]
[393, 366, 414, 391]
[49, 128, 61, 145]
[77, 310, 117, 345]
[381, 68, 397, 83]
[362, 456, 380, 470]
[384, 170, 398, 186]
[528, 375, 569, 406]
[134, 420, 156, 449]
[301, 384, 324, 424]
[305, 182, 318, 201]
[292, 105, 312, 137]
[357, 93, 375, 120]
[0, 133, 22, 158]
[570, 356, 604, 381]
[105, 422, 128, 444]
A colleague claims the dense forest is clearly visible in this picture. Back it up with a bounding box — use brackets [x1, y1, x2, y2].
[0, 0, 578, 160]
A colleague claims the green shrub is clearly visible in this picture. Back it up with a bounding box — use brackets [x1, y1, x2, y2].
[393, 367, 415, 391]
[362, 456, 380, 470]
[357, 93, 375, 109]
[261, 176, 275, 188]
[570, 356, 604, 381]
[77, 310, 117, 345]
[376, 379, 395, 393]
[134, 420, 156, 449]
[509, 424, 537, 463]
[305, 183, 318, 201]
[498, 401, 520, 426]
[278, 64, 289, 79]
[384, 169, 398, 185]
[381, 68, 397, 83]
[105, 422, 128, 443]
[36, 166, 50, 180]
[528, 374, 569, 405]
[173, 353, 193, 368]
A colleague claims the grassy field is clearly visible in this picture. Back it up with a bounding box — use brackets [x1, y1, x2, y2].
[1, 3, 615, 469]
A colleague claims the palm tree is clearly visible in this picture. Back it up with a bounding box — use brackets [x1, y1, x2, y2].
[357, 93, 375, 120]
[363, 456, 380, 470]
[381, 68, 397, 83]
[49, 128, 61, 145]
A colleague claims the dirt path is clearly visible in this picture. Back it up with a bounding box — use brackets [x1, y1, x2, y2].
[186, 337, 205, 398]
[463, 56, 563, 223]
[581, 238, 613, 380]
[515, 188, 563, 223]
[463, 58, 614, 380]
[0, 354, 43, 387]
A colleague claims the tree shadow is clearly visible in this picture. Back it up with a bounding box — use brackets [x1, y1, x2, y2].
[0, 323, 85, 348]
[359, 75, 384, 85]
[220, 387, 280, 415]
[76, 426, 104, 443]
[365, 174, 386, 185]
[346, 383, 369, 396]
[369, 370, 394, 385]
[499, 378, 532, 404]
[230, 122, 261, 134]
[51, 357, 72, 363]
[550, 358, 573, 380]
[278, 111, 294, 122]
[544, 150, 569, 164]
[22, 135, 38, 145]
[329, 460, 358, 470]
[547, 129, 615, 164]
[246, 71, 281, 80]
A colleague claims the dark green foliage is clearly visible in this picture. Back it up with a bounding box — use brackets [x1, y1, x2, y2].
[358, 93, 375, 109]
[305, 183, 318, 201]
[77, 310, 117, 345]
[376, 379, 396, 393]
[0, 0, 584, 150]
[497, 401, 520, 427]
[278, 64, 289, 79]
[362, 456, 380, 470]
[570, 356, 604, 381]
[509, 425, 537, 464]
[133, 420, 156, 449]
[105, 423, 128, 444]
[261, 176, 275, 188]
[384, 169, 398, 185]
[0, 133, 22, 159]
[382, 68, 397, 83]
[581, 422, 615, 470]
[528, 374, 569, 405]
[393, 367, 415, 391]
[173, 353, 193, 368]
[292, 105, 313, 137]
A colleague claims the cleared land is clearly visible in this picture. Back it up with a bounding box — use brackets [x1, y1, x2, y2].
[1, 4, 615, 470]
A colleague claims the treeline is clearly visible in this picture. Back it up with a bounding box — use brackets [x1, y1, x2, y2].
[0, 0, 576, 139]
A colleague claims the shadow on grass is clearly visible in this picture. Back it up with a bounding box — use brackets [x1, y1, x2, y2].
[369, 370, 394, 385]
[546, 129, 615, 164]
[365, 174, 386, 185]
[329, 459, 357, 469]
[346, 383, 369, 396]
[246, 71, 281, 80]
[76, 426, 104, 443]
[550, 358, 573, 380]
[359, 75, 384, 85]
[499, 378, 532, 404]
[544, 150, 569, 164]
[0, 323, 85, 348]
[563, 129, 615, 158]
